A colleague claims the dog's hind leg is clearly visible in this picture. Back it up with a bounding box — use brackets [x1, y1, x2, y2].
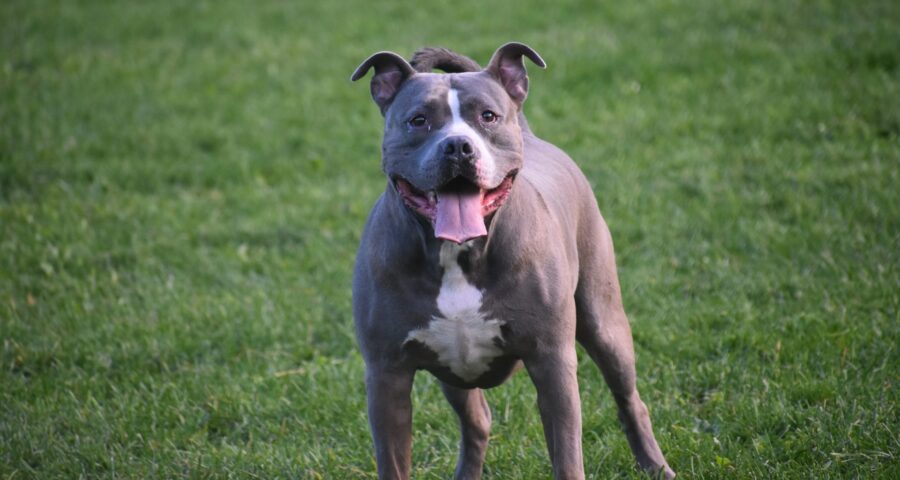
[440, 382, 492, 480]
[574, 215, 675, 479]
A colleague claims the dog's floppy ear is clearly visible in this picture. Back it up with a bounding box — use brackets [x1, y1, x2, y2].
[485, 42, 546, 106]
[351, 52, 416, 115]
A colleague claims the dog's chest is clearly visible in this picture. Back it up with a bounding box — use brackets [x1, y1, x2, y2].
[404, 242, 504, 382]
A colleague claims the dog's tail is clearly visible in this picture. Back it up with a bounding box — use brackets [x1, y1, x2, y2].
[410, 47, 481, 73]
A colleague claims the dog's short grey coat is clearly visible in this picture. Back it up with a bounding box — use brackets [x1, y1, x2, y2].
[351, 42, 675, 479]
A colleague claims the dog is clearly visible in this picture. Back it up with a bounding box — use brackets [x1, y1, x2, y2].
[350, 42, 675, 479]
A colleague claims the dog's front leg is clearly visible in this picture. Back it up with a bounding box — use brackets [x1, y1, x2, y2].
[365, 365, 415, 480]
[524, 347, 585, 480]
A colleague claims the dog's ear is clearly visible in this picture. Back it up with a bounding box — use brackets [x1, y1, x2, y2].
[351, 52, 416, 115]
[485, 42, 546, 106]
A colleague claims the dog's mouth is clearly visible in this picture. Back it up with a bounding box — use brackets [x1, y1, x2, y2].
[394, 172, 517, 244]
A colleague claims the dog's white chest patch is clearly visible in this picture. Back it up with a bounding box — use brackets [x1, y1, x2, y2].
[405, 242, 504, 381]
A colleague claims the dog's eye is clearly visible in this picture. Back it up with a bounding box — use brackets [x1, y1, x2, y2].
[481, 110, 499, 123]
[408, 115, 427, 128]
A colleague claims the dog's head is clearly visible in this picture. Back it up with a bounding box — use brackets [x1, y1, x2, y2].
[352, 42, 545, 244]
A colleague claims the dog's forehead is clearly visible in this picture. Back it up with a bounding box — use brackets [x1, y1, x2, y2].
[380, 74, 440, 120]
[393, 72, 506, 112]
[448, 72, 506, 97]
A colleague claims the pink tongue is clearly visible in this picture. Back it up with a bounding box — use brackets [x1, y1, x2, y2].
[434, 190, 487, 243]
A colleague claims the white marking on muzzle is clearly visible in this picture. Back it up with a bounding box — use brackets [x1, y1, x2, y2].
[404, 242, 504, 382]
[441, 88, 496, 183]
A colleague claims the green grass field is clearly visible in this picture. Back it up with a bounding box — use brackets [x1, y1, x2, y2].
[2, 0, 898, 478]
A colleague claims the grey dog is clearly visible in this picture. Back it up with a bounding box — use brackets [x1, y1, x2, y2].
[350, 42, 675, 479]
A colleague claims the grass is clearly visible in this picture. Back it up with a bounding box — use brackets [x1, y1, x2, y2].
[1, 0, 897, 478]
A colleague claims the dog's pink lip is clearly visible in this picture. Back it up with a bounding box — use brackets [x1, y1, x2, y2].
[394, 178, 438, 218]
[393, 172, 517, 221]
[480, 173, 516, 217]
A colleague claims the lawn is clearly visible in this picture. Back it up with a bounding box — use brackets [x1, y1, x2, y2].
[1, 0, 897, 478]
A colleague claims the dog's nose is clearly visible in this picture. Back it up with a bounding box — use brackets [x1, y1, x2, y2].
[439, 136, 478, 163]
